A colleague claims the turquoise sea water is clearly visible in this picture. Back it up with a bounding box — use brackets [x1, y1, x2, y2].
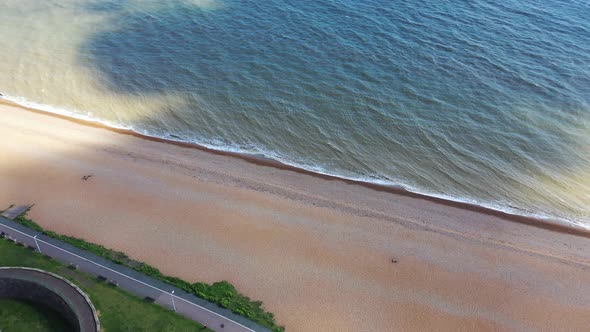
[0, 0, 589, 227]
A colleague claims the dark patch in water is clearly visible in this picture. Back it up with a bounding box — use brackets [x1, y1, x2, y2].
[78, 0, 590, 222]
[84, 0, 127, 13]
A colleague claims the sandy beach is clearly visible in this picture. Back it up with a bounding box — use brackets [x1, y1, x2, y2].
[1, 101, 590, 331]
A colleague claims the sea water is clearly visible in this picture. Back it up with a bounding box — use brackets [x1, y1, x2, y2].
[0, 0, 589, 227]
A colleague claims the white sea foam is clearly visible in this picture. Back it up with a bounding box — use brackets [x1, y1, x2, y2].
[4, 93, 585, 231]
[1, 0, 588, 231]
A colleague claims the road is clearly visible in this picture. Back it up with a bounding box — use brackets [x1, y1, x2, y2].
[0, 216, 270, 332]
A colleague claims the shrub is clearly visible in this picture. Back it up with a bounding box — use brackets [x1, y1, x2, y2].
[13, 214, 284, 332]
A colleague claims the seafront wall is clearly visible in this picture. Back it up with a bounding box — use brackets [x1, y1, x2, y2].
[0, 267, 100, 332]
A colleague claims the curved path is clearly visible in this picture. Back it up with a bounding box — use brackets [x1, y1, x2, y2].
[0, 267, 99, 332]
[0, 217, 270, 332]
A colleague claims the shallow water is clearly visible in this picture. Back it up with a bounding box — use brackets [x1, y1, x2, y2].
[0, 0, 589, 227]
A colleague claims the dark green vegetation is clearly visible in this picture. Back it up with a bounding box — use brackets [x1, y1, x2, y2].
[0, 299, 72, 332]
[0, 237, 211, 331]
[14, 214, 284, 332]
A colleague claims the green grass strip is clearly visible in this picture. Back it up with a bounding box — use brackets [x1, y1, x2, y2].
[0, 236, 212, 331]
[13, 214, 284, 332]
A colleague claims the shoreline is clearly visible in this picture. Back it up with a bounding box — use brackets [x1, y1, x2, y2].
[1, 97, 588, 237]
[2, 101, 590, 331]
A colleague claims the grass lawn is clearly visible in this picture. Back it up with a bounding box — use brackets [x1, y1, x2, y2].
[11, 213, 282, 332]
[0, 298, 72, 332]
[0, 238, 212, 332]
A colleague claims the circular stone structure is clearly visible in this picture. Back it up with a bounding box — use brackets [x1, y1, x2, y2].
[0, 267, 100, 332]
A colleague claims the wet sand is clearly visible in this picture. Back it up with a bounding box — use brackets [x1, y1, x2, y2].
[1, 102, 590, 331]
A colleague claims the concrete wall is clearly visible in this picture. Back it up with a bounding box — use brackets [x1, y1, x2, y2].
[0, 277, 79, 329]
[0, 267, 100, 332]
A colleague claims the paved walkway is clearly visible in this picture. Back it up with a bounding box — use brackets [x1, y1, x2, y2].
[0, 216, 270, 332]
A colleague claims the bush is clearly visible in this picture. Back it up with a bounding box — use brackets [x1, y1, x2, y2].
[13, 214, 284, 332]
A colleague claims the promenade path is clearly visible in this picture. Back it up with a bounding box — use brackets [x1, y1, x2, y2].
[0, 216, 271, 332]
